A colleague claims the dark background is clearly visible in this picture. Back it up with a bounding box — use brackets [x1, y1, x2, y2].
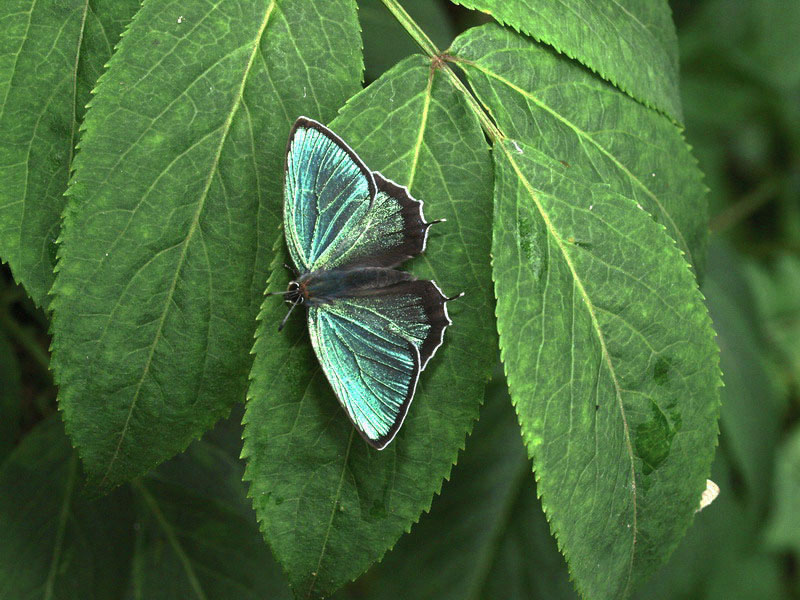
[2, 1, 798, 598]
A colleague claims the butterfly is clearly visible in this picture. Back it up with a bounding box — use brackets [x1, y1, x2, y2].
[270, 116, 461, 450]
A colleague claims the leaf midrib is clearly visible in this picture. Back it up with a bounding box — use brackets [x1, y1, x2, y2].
[98, 0, 278, 488]
[306, 429, 355, 598]
[134, 479, 207, 600]
[43, 454, 78, 600]
[465, 58, 694, 268]
[499, 139, 638, 595]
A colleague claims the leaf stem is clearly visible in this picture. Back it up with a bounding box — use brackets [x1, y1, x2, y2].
[380, 0, 503, 143]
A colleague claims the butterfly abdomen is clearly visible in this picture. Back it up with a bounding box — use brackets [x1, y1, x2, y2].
[299, 267, 415, 305]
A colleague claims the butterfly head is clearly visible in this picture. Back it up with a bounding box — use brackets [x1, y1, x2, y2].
[285, 280, 305, 305]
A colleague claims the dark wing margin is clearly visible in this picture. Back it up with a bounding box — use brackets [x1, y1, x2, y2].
[368, 173, 434, 267]
[402, 279, 453, 371]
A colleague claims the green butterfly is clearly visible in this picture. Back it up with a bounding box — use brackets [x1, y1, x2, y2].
[272, 117, 460, 449]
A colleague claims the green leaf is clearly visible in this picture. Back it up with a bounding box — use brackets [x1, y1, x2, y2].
[704, 240, 782, 512]
[358, 0, 455, 82]
[490, 130, 719, 597]
[242, 54, 495, 598]
[339, 370, 576, 600]
[49, 0, 363, 491]
[0, 415, 292, 599]
[0, 0, 140, 306]
[0, 330, 21, 461]
[447, 0, 683, 122]
[0, 418, 135, 599]
[489, 129, 720, 596]
[450, 24, 708, 277]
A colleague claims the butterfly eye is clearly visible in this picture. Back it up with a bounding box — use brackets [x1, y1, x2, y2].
[288, 281, 299, 292]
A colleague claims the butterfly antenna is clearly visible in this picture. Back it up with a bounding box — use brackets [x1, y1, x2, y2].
[265, 290, 292, 297]
[277, 300, 301, 331]
[445, 292, 465, 302]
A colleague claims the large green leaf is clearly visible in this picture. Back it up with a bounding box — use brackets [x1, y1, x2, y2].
[242, 55, 495, 598]
[490, 135, 719, 598]
[339, 371, 576, 600]
[0, 0, 140, 307]
[450, 24, 707, 276]
[448, 0, 682, 122]
[451, 25, 719, 595]
[0, 416, 292, 599]
[49, 0, 362, 491]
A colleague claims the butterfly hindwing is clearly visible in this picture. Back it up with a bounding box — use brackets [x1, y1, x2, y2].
[321, 173, 432, 269]
[284, 118, 433, 272]
[307, 281, 452, 448]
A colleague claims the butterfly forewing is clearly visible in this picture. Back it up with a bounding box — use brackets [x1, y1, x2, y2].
[284, 118, 375, 272]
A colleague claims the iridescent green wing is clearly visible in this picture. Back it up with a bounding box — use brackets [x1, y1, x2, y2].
[307, 281, 451, 449]
[284, 118, 433, 272]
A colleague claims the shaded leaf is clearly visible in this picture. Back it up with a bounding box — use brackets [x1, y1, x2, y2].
[49, 0, 363, 490]
[0, 0, 140, 306]
[487, 135, 719, 596]
[0, 415, 292, 599]
[0, 418, 135, 599]
[765, 426, 800, 554]
[635, 449, 779, 600]
[450, 24, 708, 276]
[704, 240, 782, 512]
[746, 255, 800, 389]
[447, 0, 683, 122]
[126, 425, 291, 600]
[339, 370, 576, 600]
[243, 55, 495, 598]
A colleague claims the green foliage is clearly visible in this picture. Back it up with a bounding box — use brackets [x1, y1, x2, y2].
[449, 24, 708, 274]
[450, 23, 718, 598]
[49, 0, 363, 491]
[338, 372, 577, 600]
[0, 0, 139, 307]
[243, 55, 496, 597]
[6, 0, 795, 598]
[0, 415, 291, 599]
[447, 0, 683, 122]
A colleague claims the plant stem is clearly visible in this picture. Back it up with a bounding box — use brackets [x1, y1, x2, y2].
[380, 0, 503, 143]
[380, 0, 439, 58]
[710, 176, 781, 232]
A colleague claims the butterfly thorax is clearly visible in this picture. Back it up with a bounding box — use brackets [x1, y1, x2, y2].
[288, 267, 415, 307]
